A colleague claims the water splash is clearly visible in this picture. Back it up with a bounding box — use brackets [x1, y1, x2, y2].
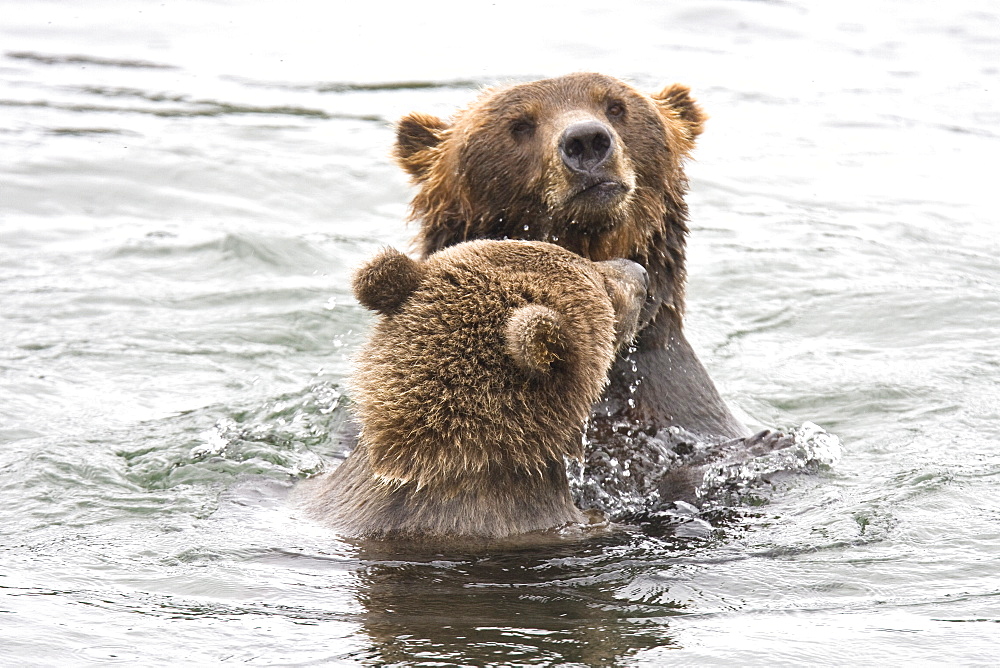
[571, 422, 842, 527]
[570, 423, 684, 518]
[697, 422, 842, 507]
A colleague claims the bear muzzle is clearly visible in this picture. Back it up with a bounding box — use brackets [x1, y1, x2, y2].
[596, 258, 648, 351]
[554, 119, 634, 212]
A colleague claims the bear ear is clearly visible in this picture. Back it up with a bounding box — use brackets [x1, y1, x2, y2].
[651, 83, 706, 140]
[505, 305, 565, 373]
[352, 247, 424, 315]
[394, 112, 450, 181]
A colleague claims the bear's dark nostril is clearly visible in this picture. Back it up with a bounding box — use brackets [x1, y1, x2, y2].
[592, 132, 610, 156]
[559, 120, 614, 175]
[564, 137, 584, 160]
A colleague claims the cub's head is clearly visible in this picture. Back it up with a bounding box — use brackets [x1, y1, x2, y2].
[350, 239, 647, 490]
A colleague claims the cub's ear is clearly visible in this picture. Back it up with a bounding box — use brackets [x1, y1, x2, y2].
[505, 305, 565, 373]
[394, 112, 450, 181]
[651, 83, 706, 140]
[352, 247, 424, 315]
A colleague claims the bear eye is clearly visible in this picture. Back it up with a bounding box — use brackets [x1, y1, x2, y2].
[606, 100, 626, 120]
[509, 118, 535, 139]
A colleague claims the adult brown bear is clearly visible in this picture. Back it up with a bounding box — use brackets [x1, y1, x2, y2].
[393, 72, 751, 460]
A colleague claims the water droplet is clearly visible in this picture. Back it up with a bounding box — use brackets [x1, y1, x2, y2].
[522, 224, 530, 231]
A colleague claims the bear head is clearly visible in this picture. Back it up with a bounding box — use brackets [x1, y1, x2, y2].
[394, 72, 705, 317]
[350, 239, 647, 493]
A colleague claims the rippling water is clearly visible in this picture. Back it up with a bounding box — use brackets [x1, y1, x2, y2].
[2, 0, 999, 664]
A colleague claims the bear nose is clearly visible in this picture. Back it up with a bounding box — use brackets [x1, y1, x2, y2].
[559, 120, 614, 175]
[605, 258, 649, 294]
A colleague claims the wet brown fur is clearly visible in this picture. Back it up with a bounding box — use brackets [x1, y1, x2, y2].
[300, 240, 646, 539]
[394, 73, 748, 442]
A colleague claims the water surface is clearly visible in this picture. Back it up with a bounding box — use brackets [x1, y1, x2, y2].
[2, 0, 999, 664]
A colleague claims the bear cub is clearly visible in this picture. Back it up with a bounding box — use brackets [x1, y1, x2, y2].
[299, 239, 647, 540]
